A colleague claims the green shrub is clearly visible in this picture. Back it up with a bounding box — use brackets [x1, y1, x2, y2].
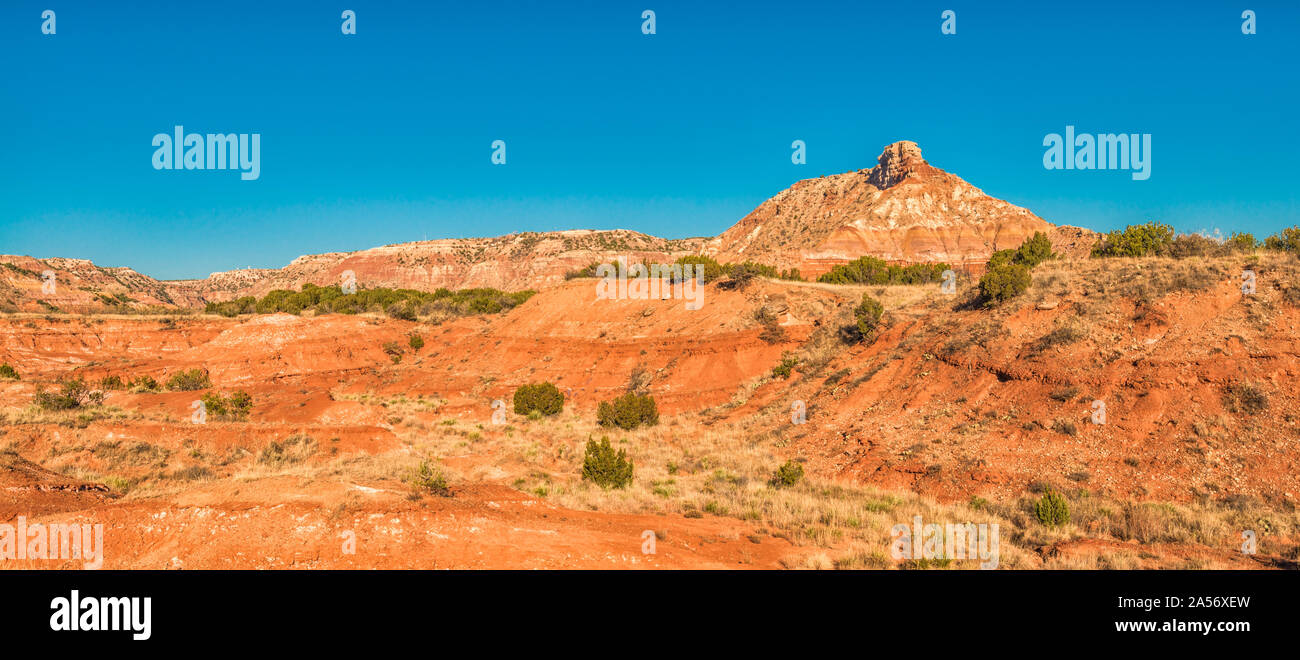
[1013, 231, 1054, 267]
[513, 382, 565, 417]
[166, 369, 211, 391]
[771, 355, 798, 379]
[596, 393, 658, 430]
[1263, 226, 1300, 254]
[817, 256, 949, 285]
[1090, 222, 1175, 257]
[581, 437, 634, 489]
[129, 375, 159, 392]
[408, 333, 424, 351]
[99, 375, 125, 390]
[34, 378, 104, 411]
[854, 294, 884, 337]
[1227, 232, 1258, 252]
[674, 255, 726, 283]
[0, 364, 18, 380]
[258, 435, 316, 466]
[1035, 488, 1070, 527]
[235, 283, 535, 320]
[410, 460, 452, 497]
[382, 341, 404, 364]
[201, 390, 253, 421]
[770, 460, 804, 488]
[978, 263, 1032, 306]
[204, 296, 257, 317]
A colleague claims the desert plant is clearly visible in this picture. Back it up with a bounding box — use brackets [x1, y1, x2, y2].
[410, 459, 452, 497]
[1263, 226, 1300, 254]
[166, 368, 212, 391]
[0, 364, 18, 380]
[98, 375, 125, 390]
[854, 294, 884, 337]
[1035, 488, 1071, 527]
[34, 378, 104, 411]
[581, 437, 634, 489]
[408, 333, 424, 351]
[770, 460, 805, 488]
[129, 375, 160, 392]
[381, 341, 404, 364]
[1014, 231, 1054, 267]
[771, 355, 798, 380]
[513, 382, 565, 417]
[596, 393, 658, 430]
[1227, 232, 1258, 252]
[978, 263, 1032, 306]
[201, 390, 253, 421]
[1223, 383, 1268, 414]
[1090, 221, 1175, 257]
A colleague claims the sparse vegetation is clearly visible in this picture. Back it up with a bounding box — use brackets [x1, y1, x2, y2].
[166, 369, 212, 391]
[34, 378, 104, 410]
[853, 293, 884, 339]
[1035, 488, 1071, 527]
[129, 375, 160, 392]
[206, 283, 536, 321]
[0, 364, 18, 380]
[200, 390, 254, 421]
[581, 437, 634, 489]
[770, 460, 804, 488]
[1223, 383, 1268, 414]
[596, 393, 658, 430]
[817, 256, 949, 286]
[978, 263, 1032, 306]
[409, 459, 452, 497]
[513, 382, 565, 417]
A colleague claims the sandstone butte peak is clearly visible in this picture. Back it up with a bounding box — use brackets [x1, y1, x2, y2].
[705, 140, 1094, 280]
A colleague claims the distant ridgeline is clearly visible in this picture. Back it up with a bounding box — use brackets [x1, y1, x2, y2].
[204, 283, 535, 320]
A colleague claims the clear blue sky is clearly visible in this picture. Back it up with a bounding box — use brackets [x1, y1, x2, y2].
[2, 1, 1297, 280]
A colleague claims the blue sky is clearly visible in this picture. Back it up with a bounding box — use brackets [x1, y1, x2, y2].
[2, 1, 1297, 280]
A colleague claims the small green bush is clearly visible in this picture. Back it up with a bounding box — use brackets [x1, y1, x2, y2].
[129, 375, 160, 392]
[381, 341, 404, 364]
[1264, 226, 1300, 254]
[34, 378, 104, 411]
[1090, 222, 1175, 257]
[513, 382, 565, 417]
[581, 437, 634, 489]
[770, 460, 804, 488]
[1227, 232, 1257, 252]
[166, 369, 211, 391]
[410, 459, 452, 497]
[854, 294, 884, 337]
[771, 355, 798, 380]
[99, 375, 125, 390]
[596, 393, 658, 430]
[201, 390, 253, 421]
[1035, 488, 1070, 527]
[408, 333, 424, 351]
[0, 364, 18, 380]
[1013, 231, 1054, 268]
[978, 263, 1032, 306]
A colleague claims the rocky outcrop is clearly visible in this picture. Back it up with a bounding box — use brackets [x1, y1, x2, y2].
[705, 141, 1094, 278]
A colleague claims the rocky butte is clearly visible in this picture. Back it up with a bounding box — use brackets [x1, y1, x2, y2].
[706, 140, 1094, 279]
